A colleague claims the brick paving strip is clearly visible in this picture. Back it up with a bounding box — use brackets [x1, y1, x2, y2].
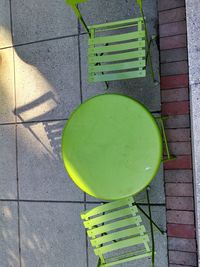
[158, 0, 198, 266]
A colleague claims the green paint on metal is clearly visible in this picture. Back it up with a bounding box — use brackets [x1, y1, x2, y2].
[80, 196, 154, 266]
[155, 116, 176, 162]
[62, 94, 162, 200]
[65, 0, 156, 84]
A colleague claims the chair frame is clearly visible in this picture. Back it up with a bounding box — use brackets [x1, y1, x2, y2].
[66, 0, 156, 88]
[81, 193, 164, 267]
[155, 116, 176, 163]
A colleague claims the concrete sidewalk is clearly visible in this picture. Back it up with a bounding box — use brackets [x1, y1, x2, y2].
[0, 0, 167, 266]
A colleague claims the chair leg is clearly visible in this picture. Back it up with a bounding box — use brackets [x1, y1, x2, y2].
[146, 36, 158, 85]
[96, 43, 109, 90]
[146, 187, 155, 267]
[139, 6, 157, 84]
[104, 81, 109, 90]
[95, 61, 109, 90]
[97, 258, 101, 267]
[134, 202, 165, 235]
[155, 116, 176, 162]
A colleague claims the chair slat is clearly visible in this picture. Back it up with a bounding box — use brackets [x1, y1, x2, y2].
[89, 60, 145, 73]
[81, 198, 134, 220]
[89, 50, 145, 64]
[88, 31, 145, 45]
[83, 207, 137, 228]
[88, 17, 144, 30]
[91, 226, 146, 247]
[87, 216, 142, 237]
[88, 40, 145, 54]
[105, 251, 152, 267]
[94, 234, 150, 255]
[90, 70, 146, 82]
[95, 24, 142, 33]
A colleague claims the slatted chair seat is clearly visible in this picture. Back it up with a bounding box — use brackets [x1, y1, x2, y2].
[88, 18, 146, 83]
[81, 197, 154, 266]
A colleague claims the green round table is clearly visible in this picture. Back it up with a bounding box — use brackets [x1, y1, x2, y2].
[62, 94, 162, 200]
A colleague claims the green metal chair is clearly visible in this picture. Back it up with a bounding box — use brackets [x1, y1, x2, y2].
[65, 0, 156, 88]
[81, 196, 162, 267]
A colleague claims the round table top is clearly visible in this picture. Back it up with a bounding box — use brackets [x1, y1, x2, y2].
[62, 94, 162, 200]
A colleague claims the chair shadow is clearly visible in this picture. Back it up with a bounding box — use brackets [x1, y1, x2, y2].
[15, 91, 64, 161]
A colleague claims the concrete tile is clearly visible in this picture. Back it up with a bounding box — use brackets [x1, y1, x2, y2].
[0, 125, 17, 199]
[15, 37, 81, 122]
[186, 0, 200, 85]
[11, 0, 78, 45]
[86, 204, 167, 267]
[0, 202, 20, 267]
[79, 0, 158, 36]
[0, 48, 15, 123]
[80, 33, 160, 112]
[135, 165, 165, 204]
[190, 82, 200, 262]
[0, 0, 12, 49]
[20, 202, 86, 267]
[17, 121, 84, 201]
[87, 165, 165, 204]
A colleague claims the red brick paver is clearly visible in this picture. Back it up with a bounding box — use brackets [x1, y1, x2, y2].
[168, 224, 196, 239]
[158, 0, 185, 11]
[166, 197, 194, 210]
[159, 21, 187, 37]
[165, 170, 192, 183]
[160, 48, 188, 63]
[160, 35, 187, 50]
[168, 237, 196, 252]
[164, 155, 192, 170]
[162, 101, 189, 115]
[161, 74, 189, 89]
[161, 88, 189, 103]
[169, 251, 197, 266]
[159, 7, 186, 24]
[158, 0, 197, 265]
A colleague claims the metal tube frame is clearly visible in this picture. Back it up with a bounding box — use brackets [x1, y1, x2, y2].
[155, 116, 176, 163]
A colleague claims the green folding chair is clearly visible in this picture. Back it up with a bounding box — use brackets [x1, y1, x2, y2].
[81, 196, 162, 267]
[65, 0, 156, 89]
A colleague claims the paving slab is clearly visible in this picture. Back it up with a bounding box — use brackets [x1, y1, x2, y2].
[17, 122, 84, 201]
[135, 166, 165, 204]
[0, 125, 17, 199]
[86, 204, 167, 267]
[0, 48, 15, 123]
[0, 201, 20, 267]
[80, 34, 160, 112]
[11, 0, 78, 45]
[0, 0, 12, 49]
[15, 37, 81, 122]
[87, 165, 165, 204]
[20, 202, 86, 267]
